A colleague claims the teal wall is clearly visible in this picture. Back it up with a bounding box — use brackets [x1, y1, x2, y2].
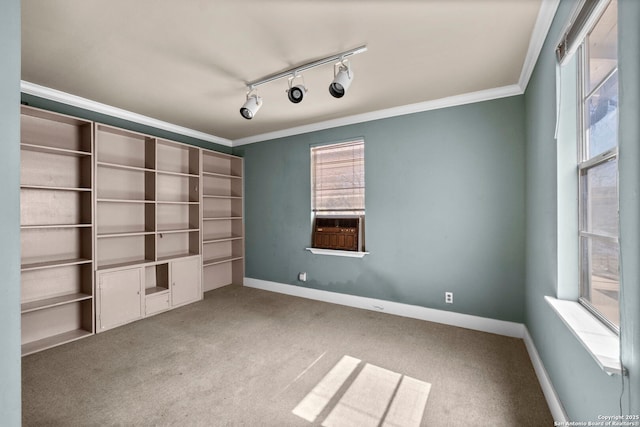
[0, 0, 22, 424]
[234, 96, 527, 322]
[21, 94, 232, 154]
[524, 0, 640, 420]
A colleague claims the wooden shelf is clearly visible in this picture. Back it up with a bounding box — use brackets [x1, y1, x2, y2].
[203, 236, 243, 244]
[96, 161, 154, 173]
[22, 329, 92, 357]
[203, 194, 243, 200]
[21, 143, 91, 157]
[156, 201, 199, 205]
[21, 184, 91, 192]
[157, 227, 200, 234]
[157, 169, 199, 178]
[97, 198, 155, 204]
[157, 252, 199, 262]
[203, 255, 243, 267]
[97, 258, 156, 271]
[21, 293, 92, 314]
[97, 231, 155, 238]
[145, 286, 169, 296]
[21, 258, 92, 272]
[202, 170, 242, 179]
[203, 216, 243, 221]
[21, 223, 91, 230]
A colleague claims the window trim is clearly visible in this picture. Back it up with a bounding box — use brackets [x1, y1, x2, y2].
[305, 247, 370, 258]
[309, 138, 366, 253]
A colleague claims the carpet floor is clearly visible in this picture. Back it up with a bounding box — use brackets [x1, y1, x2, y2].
[22, 284, 553, 426]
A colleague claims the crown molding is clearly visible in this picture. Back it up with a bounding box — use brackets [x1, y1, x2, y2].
[20, 81, 232, 147]
[233, 84, 523, 146]
[519, 0, 562, 90]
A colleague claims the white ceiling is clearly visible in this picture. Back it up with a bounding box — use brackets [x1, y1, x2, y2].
[21, 0, 558, 146]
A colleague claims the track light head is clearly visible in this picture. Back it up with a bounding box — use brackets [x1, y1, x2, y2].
[329, 62, 354, 98]
[240, 92, 262, 120]
[287, 85, 306, 103]
[287, 75, 307, 104]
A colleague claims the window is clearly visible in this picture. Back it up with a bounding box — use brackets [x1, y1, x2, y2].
[577, 0, 619, 332]
[310, 140, 365, 251]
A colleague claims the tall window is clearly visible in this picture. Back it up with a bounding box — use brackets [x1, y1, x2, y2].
[578, 0, 619, 331]
[311, 140, 365, 216]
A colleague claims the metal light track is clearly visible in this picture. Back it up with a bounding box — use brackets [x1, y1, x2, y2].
[246, 45, 367, 89]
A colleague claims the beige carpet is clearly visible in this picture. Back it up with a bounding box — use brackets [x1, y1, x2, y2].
[22, 284, 552, 426]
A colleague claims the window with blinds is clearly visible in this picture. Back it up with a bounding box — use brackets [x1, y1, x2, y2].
[311, 140, 365, 215]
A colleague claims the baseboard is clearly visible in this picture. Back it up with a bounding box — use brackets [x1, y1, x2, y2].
[522, 327, 568, 422]
[243, 277, 567, 421]
[243, 277, 524, 337]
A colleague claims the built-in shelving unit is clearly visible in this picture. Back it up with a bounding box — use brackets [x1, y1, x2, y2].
[155, 138, 201, 262]
[201, 151, 244, 291]
[94, 126, 203, 270]
[19, 106, 95, 356]
[95, 125, 156, 269]
[93, 126, 203, 333]
[20, 108, 242, 353]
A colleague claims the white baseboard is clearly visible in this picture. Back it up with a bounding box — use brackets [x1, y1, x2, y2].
[522, 327, 568, 422]
[243, 277, 567, 421]
[243, 277, 524, 337]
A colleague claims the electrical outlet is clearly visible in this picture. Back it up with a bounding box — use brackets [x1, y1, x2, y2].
[445, 292, 453, 304]
[298, 272, 307, 282]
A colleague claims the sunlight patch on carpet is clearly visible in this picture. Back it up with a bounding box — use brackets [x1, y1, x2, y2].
[382, 375, 432, 427]
[322, 363, 400, 427]
[292, 355, 361, 422]
[292, 356, 431, 427]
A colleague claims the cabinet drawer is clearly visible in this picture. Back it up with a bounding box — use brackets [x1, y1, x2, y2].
[146, 292, 170, 316]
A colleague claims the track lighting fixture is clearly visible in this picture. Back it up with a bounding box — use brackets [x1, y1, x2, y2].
[287, 74, 307, 104]
[240, 44, 367, 119]
[329, 61, 353, 98]
[239, 89, 262, 120]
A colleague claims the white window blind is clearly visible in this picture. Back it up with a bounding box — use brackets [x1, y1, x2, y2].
[311, 140, 364, 214]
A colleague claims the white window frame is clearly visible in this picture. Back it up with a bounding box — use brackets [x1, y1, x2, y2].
[308, 139, 366, 254]
[548, 0, 623, 375]
[576, 0, 620, 334]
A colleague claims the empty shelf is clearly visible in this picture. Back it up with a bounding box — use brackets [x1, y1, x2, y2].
[21, 293, 92, 314]
[22, 329, 92, 357]
[21, 258, 92, 272]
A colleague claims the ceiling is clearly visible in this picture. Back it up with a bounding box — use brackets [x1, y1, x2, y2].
[21, 0, 556, 146]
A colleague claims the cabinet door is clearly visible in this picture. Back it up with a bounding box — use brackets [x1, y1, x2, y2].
[171, 257, 201, 307]
[146, 292, 170, 316]
[97, 267, 143, 331]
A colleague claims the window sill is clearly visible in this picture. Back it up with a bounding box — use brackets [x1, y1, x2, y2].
[545, 296, 622, 375]
[305, 248, 370, 258]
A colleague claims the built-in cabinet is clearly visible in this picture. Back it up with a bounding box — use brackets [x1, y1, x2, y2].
[96, 267, 143, 331]
[96, 255, 201, 331]
[20, 106, 243, 354]
[171, 256, 202, 307]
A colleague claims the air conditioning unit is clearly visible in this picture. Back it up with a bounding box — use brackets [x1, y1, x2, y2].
[313, 217, 361, 251]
